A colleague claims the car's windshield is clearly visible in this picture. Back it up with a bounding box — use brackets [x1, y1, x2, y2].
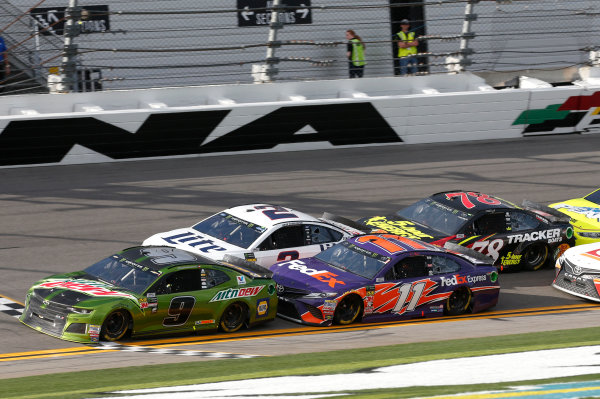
[315, 241, 390, 279]
[396, 198, 471, 236]
[193, 212, 267, 248]
[585, 190, 600, 206]
[84, 256, 160, 295]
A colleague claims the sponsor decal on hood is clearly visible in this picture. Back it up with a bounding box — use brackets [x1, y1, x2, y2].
[37, 278, 138, 301]
[361, 216, 437, 240]
[271, 258, 366, 289]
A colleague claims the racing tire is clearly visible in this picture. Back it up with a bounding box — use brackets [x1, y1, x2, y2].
[219, 302, 247, 333]
[444, 287, 471, 316]
[101, 309, 130, 341]
[333, 295, 363, 325]
[522, 243, 549, 271]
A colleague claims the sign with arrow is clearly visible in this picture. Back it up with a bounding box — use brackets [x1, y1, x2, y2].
[31, 5, 110, 36]
[237, 0, 312, 27]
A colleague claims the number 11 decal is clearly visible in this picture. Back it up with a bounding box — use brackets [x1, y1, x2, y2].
[392, 281, 427, 314]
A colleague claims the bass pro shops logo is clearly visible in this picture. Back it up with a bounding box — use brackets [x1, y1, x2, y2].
[513, 91, 600, 135]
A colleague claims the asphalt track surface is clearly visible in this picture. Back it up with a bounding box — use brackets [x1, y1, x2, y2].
[2, 134, 600, 379]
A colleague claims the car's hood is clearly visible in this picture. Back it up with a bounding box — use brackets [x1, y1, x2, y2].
[270, 257, 368, 293]
[31, 275, 140, 306]
[563, 243, 600, 270]
[550, 200, 600, 230]
[357, 214, 445, 242]
[142, 228, 244, 260]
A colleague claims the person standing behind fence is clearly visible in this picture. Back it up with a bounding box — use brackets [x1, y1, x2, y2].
[346, 29, 366, 78]
[0, 35, 10, 86]
[395, 19, 418, 76]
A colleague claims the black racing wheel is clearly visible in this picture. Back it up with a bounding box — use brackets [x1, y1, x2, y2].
[333, 295, 363, 325]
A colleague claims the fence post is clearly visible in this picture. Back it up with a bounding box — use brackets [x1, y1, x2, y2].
[60, 0, 81, 92]
[457, 0, 477, 72]
[264, 0, 283, 82]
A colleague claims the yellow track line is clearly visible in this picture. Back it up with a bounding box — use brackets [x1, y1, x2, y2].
[0, 294, 25, 306]
[2, 303, 599, 362]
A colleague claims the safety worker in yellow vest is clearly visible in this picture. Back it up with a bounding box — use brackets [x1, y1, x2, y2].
[395, 19, 418, 76]
[346, 29, 366, 78]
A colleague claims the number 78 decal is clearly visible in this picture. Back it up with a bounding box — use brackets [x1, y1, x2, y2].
[445, 192, 501, 209]
[471, 239, 504, 260]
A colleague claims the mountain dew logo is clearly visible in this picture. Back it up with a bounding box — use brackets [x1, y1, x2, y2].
[38, 279, 137, 300]
[513, 91, 600, 135]
[209, 286, 264, 302]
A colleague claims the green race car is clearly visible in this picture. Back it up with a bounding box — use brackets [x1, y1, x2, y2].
[20, 246, 277, 343]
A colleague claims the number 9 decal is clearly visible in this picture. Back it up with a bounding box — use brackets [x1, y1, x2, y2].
[163, 296, 196, 326]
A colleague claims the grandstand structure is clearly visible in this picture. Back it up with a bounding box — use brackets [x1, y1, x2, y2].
[0, 0, 599, 94]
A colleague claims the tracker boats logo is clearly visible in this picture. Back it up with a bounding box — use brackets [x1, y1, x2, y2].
[513, 91, 600, 135]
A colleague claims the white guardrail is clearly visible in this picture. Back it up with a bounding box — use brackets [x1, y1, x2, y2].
[1, 70, 600, 168]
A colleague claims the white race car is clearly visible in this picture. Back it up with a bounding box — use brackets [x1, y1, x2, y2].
[553, 242, 600, 302]
[143, 204, 364, 267]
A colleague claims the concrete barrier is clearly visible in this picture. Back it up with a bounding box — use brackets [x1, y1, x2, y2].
[0, 72, 598, 168]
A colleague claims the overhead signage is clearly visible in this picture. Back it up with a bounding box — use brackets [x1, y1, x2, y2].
[30, 5, 110, 36]
[237, 0, 312, 27]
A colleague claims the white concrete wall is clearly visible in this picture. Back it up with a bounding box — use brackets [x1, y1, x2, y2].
[1, 72, 598, 168]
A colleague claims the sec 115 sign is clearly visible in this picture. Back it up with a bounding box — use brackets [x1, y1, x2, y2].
[237, 0, 312, 27]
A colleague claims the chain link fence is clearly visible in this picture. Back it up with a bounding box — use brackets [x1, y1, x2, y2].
[1, 0, 599, 95]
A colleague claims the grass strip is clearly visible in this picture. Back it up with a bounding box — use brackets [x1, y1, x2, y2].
[3, 326, 600, 399]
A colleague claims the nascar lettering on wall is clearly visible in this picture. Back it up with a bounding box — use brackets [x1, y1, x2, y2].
[512, 91, 600, 135]
[0, 103, 401, 166]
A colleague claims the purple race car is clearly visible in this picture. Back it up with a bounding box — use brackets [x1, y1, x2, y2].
[271, 233, 499, 326]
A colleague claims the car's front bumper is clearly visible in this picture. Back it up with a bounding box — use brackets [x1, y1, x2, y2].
[276, 295, 333, 326]
[552, 269, 600, 303]
[19, 291, 100, 343]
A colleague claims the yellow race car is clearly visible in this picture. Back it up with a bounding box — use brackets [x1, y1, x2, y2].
[549, 189, 600, 245]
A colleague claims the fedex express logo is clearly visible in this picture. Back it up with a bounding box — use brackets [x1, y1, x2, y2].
[161, 232, 227, 253]
[38, 279, 137, 300]
[440, 274, 487, 287]
[274, 259, 346, 288]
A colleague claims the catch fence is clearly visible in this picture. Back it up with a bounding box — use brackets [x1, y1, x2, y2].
[0, 0, 599, 94]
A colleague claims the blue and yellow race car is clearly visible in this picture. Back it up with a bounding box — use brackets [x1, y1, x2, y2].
[550, 189, 600, 245]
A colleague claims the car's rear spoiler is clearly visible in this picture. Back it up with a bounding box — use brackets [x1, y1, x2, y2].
[219, 254, 273, 279]
[521, 200, 571, 224]
[320, 212, 368, 235]
[443, 242, 494, 265]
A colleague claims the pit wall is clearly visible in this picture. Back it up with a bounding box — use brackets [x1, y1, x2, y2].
[1, 72, 599, 168]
